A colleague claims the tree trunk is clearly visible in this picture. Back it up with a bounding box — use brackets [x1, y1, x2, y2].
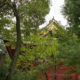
[6, 2, 21, 80]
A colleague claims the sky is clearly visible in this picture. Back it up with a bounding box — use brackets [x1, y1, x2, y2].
[39, 0, 68, 29]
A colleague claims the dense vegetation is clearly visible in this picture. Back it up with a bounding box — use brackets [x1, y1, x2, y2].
[0, 0, 80, 80]
[63, 0, 80, 37]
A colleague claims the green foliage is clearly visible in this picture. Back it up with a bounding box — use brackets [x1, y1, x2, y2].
[16, 29, 60, 71]
[0, 0, 50, 41]
[63, 0, 80, 36]
[0, 67, 8, 80]
[2, 0, 80, 78]
[21, 0, 50, 37]
[0, 54, 11, 80]
[0, 39, 7, 54]
[57, 30, 80, 68]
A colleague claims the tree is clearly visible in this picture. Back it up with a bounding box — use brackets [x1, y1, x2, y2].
[0, 0, 50, 80]
[63, 0, 80, 37]
[0, 0, 50, 41]
[4, 1, 21, 80]
[56, 27, 80, 71]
